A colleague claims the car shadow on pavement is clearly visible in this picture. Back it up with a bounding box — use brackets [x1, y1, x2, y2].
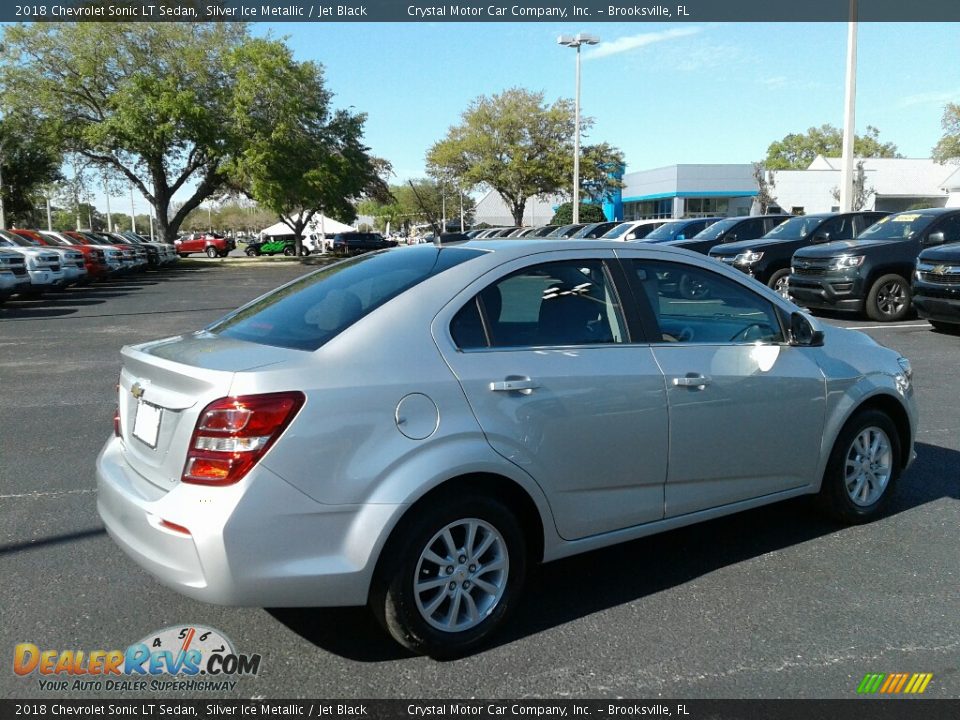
[271, 441, 956, 662]
[0, 305, 80, 319]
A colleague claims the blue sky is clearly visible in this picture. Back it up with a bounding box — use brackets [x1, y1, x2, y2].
[259, 21, 960, 183]
[111, 21, 960, 217]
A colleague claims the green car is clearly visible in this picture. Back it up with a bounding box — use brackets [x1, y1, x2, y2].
[245, 238, 308, 256]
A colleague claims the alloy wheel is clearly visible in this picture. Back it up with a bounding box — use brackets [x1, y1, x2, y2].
[876, 281, 906, 317]
[844, 426, 893, 507]
[413, 518, 509, 633]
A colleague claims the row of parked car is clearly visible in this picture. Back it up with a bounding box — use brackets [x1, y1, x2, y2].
[0, 228, 178, 304]
[465, 208, 960, 331]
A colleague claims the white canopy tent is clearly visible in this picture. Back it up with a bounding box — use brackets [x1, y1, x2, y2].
[259, 213, 356, 238]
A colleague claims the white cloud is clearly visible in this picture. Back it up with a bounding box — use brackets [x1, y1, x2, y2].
[759, 76, 788, 89]
[897, 89, 960, 108]
[585, 27, 703, 60]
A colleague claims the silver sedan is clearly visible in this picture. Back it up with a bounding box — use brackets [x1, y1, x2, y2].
[97, 240, 916, 656]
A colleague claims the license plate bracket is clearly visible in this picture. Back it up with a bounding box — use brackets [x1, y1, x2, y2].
[132, 400, 162, 448]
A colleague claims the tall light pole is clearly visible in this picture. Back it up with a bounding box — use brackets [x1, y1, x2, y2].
[839, 0, 858, 212]
[558, 32, 599, 225]
[129, 184, 137, 233]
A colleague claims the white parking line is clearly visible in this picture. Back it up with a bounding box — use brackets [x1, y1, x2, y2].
[0, 489, 95, 500]
[842, 323, 931, 330]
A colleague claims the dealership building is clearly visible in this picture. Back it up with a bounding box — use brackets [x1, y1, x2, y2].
[471, 157, 960, 226]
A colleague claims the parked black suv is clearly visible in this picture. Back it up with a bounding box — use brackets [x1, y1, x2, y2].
[710, 211, 887, 297]
[331, 232, 397, 255]
[789, 208, 960, 321]
[913, 240, 960, 332]
[662, 214, 790, 255]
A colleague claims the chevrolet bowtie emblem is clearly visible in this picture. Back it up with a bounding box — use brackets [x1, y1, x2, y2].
[131, 382, 145, 399]
[932, 265, 948, 275]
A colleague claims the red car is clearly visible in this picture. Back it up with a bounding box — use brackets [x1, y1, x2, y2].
[174, 232, 235, 258]
[36, 231, 111, 281]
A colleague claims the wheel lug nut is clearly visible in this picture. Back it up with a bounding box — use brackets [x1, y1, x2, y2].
[463, 581, 471, 589]
[446, 566, 454, 574]
[469, 564, 476, 572]
[458, 555, 466, 563]
[448, 581, 456, 590]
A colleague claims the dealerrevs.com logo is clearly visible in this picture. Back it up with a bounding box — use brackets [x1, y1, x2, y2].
[14, 625, 261, 692]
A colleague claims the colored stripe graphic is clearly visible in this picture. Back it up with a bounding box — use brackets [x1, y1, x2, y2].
[857, 672, 933, 694]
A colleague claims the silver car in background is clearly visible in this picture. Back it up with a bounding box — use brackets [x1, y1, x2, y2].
[97, 240, 916, 656]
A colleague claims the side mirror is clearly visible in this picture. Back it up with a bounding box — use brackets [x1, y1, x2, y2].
[925, 231, 945, 246]
[725, 233, 738, 242]
[812, 231, 830, 244]
[676, 234, 686, 240]
[789, 311, 824, 347]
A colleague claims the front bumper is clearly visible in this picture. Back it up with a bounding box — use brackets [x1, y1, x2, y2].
[96, 436, 397, 607]
[788, 271, 867, 312]
[26, 267, 66, 290]
[913, 279, 960, 324]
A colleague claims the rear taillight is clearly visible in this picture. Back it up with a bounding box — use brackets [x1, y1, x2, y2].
[181, 391, 305, 486]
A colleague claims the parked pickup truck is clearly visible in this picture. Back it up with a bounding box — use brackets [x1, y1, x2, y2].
[913, 240, 960, 333]
[175, 232, 235, 258]
[789, 207, 960, 321]
[0, 249, 31, 302]
[709, 211, 886, 297]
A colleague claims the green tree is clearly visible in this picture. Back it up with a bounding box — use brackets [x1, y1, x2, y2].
[224, 38, 389, 255]
[764, 124, 901, 170]
[427, 89, 566, 225]
[551, 202, 606, 225]
[579, 143, 626, 204]
[0, 117, 63, 226]
[932, 103, 960, 164]
[357, 180, 476, 234]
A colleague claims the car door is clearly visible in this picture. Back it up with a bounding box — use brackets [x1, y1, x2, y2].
[434, 250, 669, 540]
[616, 251, 826, 518]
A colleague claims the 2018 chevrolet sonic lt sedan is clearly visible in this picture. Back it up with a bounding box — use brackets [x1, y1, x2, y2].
[97, 240, 916, 656]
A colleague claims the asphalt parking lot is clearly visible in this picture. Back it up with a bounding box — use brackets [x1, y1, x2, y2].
[1, 259, 957, 700]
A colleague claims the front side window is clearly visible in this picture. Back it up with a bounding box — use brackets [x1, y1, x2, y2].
[451, 260, 626, 349]
[628, 260, 784, 344]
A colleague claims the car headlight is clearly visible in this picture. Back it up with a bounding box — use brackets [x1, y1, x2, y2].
[733, 250, 763, 266]
[828, 254, 864, 270]
[896, 356, 912, 394]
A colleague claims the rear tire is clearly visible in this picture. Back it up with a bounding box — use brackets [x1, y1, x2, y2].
[205, 246, 219, 258]
[283, 246, 295, 257]
[817, 409, 901, 524]
[866, 274, 911, 322]
[370, 493, 527, 657]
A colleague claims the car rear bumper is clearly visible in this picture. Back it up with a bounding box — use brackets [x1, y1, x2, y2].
[96, 436, 396, 607]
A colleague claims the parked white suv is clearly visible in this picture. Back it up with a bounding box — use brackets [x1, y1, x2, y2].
[0, 230, 65, 296]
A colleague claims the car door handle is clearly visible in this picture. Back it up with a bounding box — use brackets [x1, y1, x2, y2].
[489, 379, 540, 394]
[673, 374, 712, 389]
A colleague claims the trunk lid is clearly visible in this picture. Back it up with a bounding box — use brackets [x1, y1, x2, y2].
[118, 331, 305, 491]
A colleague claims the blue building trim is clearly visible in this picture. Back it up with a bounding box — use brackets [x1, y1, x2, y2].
[622, 190, 758, 203]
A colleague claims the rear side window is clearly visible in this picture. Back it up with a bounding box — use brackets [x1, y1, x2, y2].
[451, 259, 626, 349]
[210, 246, 485, 351]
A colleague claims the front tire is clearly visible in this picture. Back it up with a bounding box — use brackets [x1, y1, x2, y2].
[818, 409, 901, 524]
[866, 274, 911, 322]
[370, 493, 527, 657]
[768, 268, 791, 300]
[283, 246, 295, 257]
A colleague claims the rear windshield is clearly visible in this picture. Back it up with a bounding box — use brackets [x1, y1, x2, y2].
[209, 246, 486, 351]
[857, 212, 937, 241]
